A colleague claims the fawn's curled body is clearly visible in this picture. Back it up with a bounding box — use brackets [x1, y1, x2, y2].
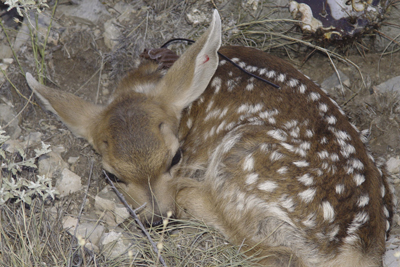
[26, 10, 393, 266]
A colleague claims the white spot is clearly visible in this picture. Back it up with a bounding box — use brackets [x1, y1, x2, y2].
[357, 194, 370, 207]
[231, 58, 240, 63]
[347, 211, 369, 234]
[353, 173, 365, 186]
[239, 61, 246, 68]
[326, 115, 337, 125]
[270, 151, 284, 161]
[219, 60, 227, 66]
[222, 133, 243, 154]
[204, 109, 222, 121]
[281, 142, 295, 152]
[238, 103, 264, 114]
[336, 130, 351, 141]
[305, 129, 314, 138]
[381, 184, 385, 198]
[297, 173, 314, 186]
[206, 100, 214, 113]
[186, 118, 193, 128]
[298, 188, 316, 203]
[360, 129, 369, 143]
[266, 70, 276, 79]
[317, 150, 329, 160]
[283, 120, 298, 129]
[245, 173, 259, 185]
[260, 143, 270, 152]
[302, 212, 316, 228]
[293, 160, 309, 167]
[340, 144, 356, 158]
[328, 225, 340, 240]
[216, 120, 227, 134]
[351, 159, 364, 170]
[243, 155, 255, 171]
[386, 220, 390, 231]
[309, 92, 321, 101]
[335, 184, 345, 194]
[320, 137, 328, 144]
[330, 153, 339, 162]
[267, 129, 287, 141]
[257, 181, 278, 192]
[288, 78, 299, 88]
[383, 206, 390, 218]
[319, 103, 328, 113]
[322, 201, 335, 223]
[219, 107, 229, 119]
[228, 71, 233, 77]
[277, 73, 286, 82]
[211, 77, 222, 94]
[258, 68, 267, 75]
[277, 166, 288, 174]
[298, 84, 307, 94]
[225, 122, 237, 131]
[280, 195, 295, 212]
[344, 235, 359, 244]
[246, 83, 254, 91]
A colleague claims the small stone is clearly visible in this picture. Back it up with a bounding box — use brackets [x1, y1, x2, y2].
[103, 19, 121, 50]
[38, 151, 68, 178]
[114, 203, 130, 224]
[102, 88, 110, 95]
[387, 157, 400, 174]
[100, 231, 132, 259]
[373, 76, 400, 93]
[321, 70, 350, 92]
[57, 0, 110, 25]
[186, 8, 207, 25]
[2, 139, 24, 153]
[0, 104, 22, 139]
[63, 216, 105, 246]
[24, 132, 43, 146]
[56, 168, 82, 197]
[68, 156, 80, 164]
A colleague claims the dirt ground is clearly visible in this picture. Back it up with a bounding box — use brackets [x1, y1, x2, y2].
[1, 0, 400, 266]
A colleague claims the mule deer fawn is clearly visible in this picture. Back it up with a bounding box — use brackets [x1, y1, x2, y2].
[26, 10, 393, 267]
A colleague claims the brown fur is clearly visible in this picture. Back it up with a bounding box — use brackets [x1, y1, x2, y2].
[26, 11, 392, 266]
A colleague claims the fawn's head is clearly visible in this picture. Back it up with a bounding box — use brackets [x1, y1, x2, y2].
[26, 10, 221, 224]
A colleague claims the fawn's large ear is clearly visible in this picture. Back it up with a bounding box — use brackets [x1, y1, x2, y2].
[153, 10, 221, 117]
[26, 73, 104, 143]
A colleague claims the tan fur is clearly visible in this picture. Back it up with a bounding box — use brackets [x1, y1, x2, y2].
[26, 10, 392, 266]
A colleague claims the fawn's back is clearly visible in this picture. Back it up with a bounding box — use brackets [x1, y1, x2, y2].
[26, 10, 393, 266]
[175, 46, 394, 266]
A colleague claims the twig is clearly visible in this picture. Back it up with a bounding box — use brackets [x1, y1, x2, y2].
[103, 171, 167, 267]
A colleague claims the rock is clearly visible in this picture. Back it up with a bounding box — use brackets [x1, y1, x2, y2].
[100, 231, 133, 259]
[23, 132, 43, 146]
[387, 157, 400, 174]
[0, 104, 22, 139]
[186, 8, 207, 25]
[95, 186, 130, 225]
[373, 76, 400, 94]
[38, 151, 68, 178]
[67, 156, 80, 164]
[0, 44, 13, 59]
[321, 70, 351, 92]
[58, 0, 111, 25]
[103, 19, 121, 50]
[56, 168, 82, 197]
[2, 139, 24, 153]
[114, 2, 134, 23]
[63, 216, 105, 247]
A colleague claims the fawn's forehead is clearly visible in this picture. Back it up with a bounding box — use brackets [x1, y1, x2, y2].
[103, 96, 170, 162]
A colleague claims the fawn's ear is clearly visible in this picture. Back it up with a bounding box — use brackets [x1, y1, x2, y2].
[153, 10, 221, 118]
[26, 73, 104, 144]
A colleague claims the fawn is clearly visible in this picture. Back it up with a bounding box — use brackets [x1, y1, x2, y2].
[26, 10, 393, 267]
